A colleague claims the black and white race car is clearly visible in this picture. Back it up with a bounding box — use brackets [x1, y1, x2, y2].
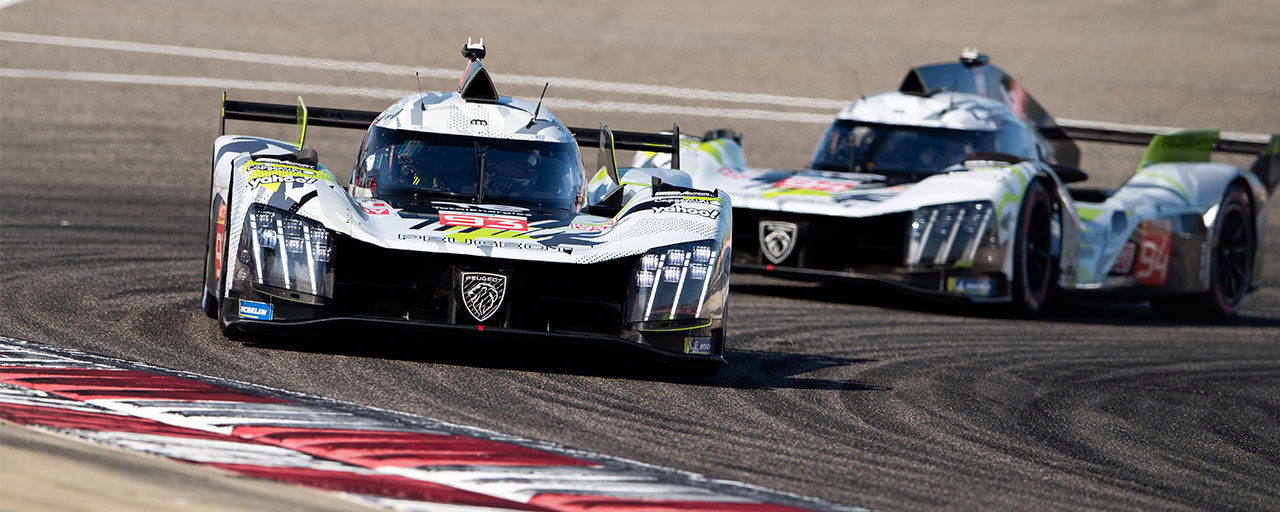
[638, 51, 1278, 319]
[202, 40, 732, 374]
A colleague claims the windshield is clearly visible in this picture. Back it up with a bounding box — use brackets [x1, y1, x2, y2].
[810, 120, 1032, 177]
[354, 126, 584, 211]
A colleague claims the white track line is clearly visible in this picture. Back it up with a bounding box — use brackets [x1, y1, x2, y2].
[0, 67, 833, 123]
[0, 31, 851, 110]
[2, 31, 1270, 139]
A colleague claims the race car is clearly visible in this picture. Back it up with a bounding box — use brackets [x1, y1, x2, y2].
[201, 40, 733, 374]
[635, 50, 1278, 319]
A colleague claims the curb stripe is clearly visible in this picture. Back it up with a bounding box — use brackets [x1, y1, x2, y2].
[0, 337, 857, 511]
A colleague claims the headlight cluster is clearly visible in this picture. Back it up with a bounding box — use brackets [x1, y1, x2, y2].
[626, 241, 725, 325]
[235, 204, 334, 301]
[906, 201, 997, 269]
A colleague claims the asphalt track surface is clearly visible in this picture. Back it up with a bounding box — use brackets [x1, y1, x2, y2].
[2, 1, 1278, 510]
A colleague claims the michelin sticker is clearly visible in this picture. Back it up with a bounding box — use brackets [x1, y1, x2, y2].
[684, 336, 713, 355]
[238, 299, 273, 320]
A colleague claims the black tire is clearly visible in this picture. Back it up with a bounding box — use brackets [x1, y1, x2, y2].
[1006, 181, 1054, 318]
[201, 193, 221, 319]
[201, 150, 221, 319]
[1153, 186, 1253, 321]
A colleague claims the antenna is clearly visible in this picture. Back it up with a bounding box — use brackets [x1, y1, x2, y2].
[415, 72, 422, 94]
[853, 69, 866, 101]
[526, 82, 549, 128]
[948, 79, 958, 111]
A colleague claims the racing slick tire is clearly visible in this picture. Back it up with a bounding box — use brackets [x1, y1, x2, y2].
[1005, 181, 1054, 318]
[199, 152, 220, 317]
[201, 196, 221, 319]
[1152, 186, 1253, 321]
[201, 162, 221, 319]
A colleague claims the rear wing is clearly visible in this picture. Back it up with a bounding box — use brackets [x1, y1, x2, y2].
[220, 94, 681, 178]
[1045, 120, 1279, 192]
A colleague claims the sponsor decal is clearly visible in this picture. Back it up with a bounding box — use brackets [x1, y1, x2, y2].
[684, 336, 713, 355]
[431, 201, 531, 217]
[570, 217, 617, 232]
[759, 221, 797, 264]
[244, 159, 325, 189]
[398, 233, 575, 253]
[1110, 241, 1136, 275]
[775, 176, 855, 193]
[214, 202, 227, 281]
[439, 212, 529, 231]
[1134, 219, 1172, 286]
[357, 199, 393, 216]
[649, 203, 721, 219]
[238, 299, 272, 320]
[946, 277, 995, 296]
[716, 166, 748, 179]
[460, 272, 507, 322]
[654, 189, 718, 200]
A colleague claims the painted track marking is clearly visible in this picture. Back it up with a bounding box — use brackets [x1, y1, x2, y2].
[0, 31, 850, 110]
[0, 68, 833, 123]
[0, 337, 863, 511]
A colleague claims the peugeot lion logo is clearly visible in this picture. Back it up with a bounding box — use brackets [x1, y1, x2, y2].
[759, 221, 798, 264]
[460, 272, 507, 322]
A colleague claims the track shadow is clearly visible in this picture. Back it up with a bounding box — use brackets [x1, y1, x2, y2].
[242, 328, 886, 390]
[709, 349, 888, 391]
[732, 279, 1280, 328]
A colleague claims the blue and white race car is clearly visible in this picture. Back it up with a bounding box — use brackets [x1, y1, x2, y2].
[202, 40, 732, 374]
[637, 50, 1278, 319]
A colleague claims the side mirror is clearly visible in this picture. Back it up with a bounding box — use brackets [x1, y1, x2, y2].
[1050, 162, 1088, 184]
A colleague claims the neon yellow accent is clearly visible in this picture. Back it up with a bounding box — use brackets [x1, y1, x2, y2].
[1137, 129, 1216, 170]
[245, 168, 325, 181]
[620, 181, 652, 187]
[662, 195, 722, 203]
[951, 261, 974, 269]
[1136, 170, 1191, 201]
[1076, 206, 1104, 222]
[295, 96, 308, 149]
[763, 188, 829, 199]
[591, 166, 609, 183]
[996, 192, 1021, 213]
[221, 90, 226, 118]
[444, 228, 535, 242]
[699, 140, 724, 164]
[412, 175, 420, 186]
[638, 319, 712, 332]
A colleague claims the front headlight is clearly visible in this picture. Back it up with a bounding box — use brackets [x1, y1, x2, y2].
[906, 201, 997, 269]
[624, 240, 727, 329]
[235, 204, 334, 301]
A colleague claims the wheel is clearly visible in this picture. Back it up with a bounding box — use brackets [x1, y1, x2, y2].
[1006, 181, 1054, 318]
[201, 192, 223, 319]
[1153, 186, 1253, 321]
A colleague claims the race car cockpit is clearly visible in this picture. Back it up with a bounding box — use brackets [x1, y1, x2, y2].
[352, 125, 584, 212]
[808, 118, 1039, 182]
